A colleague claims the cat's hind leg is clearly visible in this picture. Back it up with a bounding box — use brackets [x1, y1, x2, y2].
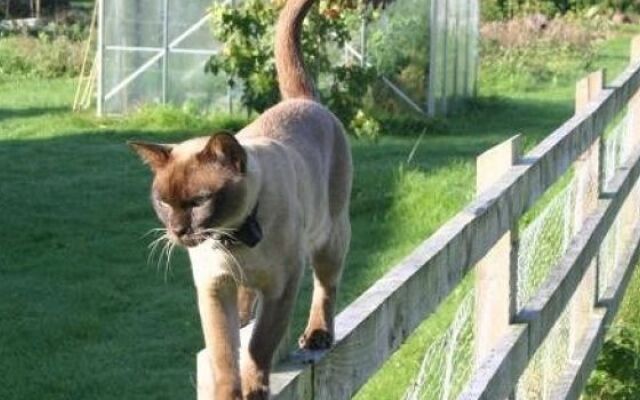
[299, 212, 351, 350]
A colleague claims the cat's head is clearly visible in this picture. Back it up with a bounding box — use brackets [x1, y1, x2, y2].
[129, 132, 249, 248]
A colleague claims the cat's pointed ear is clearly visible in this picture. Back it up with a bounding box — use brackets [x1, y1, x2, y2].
[198, 132, 247, 174]
[128, 141, 173, 171]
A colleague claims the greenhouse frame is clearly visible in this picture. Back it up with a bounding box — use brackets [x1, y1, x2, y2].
[96, 0, 478, 116]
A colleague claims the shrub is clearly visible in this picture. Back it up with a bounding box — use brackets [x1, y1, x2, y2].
[481, 0, 640, 21]
[127, 104, 250, 133]
[349, 109, 381, 140]
[0, 33, 84, 80]
[480, 16, 608, 90]
[205, 0, 379, 134]
[366, 0, 429, 93]
[585, 326, 640, 398]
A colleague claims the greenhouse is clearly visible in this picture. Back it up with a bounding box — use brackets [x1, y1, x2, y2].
[96, 0, 478, 116]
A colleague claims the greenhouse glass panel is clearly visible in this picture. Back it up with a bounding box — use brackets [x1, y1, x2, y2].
[97, 0, 477, 116]
[99, 0, 231, 114]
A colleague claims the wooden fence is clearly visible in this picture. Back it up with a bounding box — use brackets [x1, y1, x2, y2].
[197, 35, 640, 399]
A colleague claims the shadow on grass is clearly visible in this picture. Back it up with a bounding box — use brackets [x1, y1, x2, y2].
[451, 95, 575, 145]
[0, 128, 203, 400]
[0, 94, 574, 399]
[0, 106, 69, 121]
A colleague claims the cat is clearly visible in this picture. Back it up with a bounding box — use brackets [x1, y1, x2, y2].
[128, 0, 352, 398]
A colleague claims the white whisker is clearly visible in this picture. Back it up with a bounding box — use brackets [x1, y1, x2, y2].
[147, 233, 169, 266]
[157, 238, 172, 275]
[141, 227, 167, 239]
[164, 241, 177, 283]
[147, 234, 167, 249]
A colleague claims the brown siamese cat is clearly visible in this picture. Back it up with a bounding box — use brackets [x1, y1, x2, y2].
[129, 0, 352, 398]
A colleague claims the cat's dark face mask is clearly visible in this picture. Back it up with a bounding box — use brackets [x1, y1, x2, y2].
[129, 132, 262, 249]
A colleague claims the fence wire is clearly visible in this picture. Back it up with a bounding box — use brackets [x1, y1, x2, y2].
[517, 293, 572, 399]
[514, 109, 633, 399]
[403, 290, 474, 400]
[602, 113, 630, 186]
[514, 176, 576, 399]
[599, 111, 632, 298]
[517, 179, 577, 310]
[396, 106, 636, 400]
[402, 157, 580, 400]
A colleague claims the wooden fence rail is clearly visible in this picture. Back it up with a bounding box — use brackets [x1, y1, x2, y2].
[196, 36, 640, 399]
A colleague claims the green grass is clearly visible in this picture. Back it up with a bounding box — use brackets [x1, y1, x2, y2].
[0, 78, 475, 399]
[585, 265, 640, 399]
[1, 27, 640, 400]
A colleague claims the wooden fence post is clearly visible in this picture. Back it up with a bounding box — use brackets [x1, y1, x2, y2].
[619, 37, 640, 257]
[631, 36, 640, 65]
[474, 135, 521, 369]
[569, 70, 603, 357]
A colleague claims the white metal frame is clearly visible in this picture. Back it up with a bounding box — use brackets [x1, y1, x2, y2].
[97, 1, 224, 115]
[427, 0, 479, 116]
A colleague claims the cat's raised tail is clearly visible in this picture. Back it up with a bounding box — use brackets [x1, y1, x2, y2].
[274, 0, 316, 100]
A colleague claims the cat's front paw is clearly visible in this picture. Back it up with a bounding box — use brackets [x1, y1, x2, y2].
[242, 363, 269, 400]
[298, 328, 334, 350]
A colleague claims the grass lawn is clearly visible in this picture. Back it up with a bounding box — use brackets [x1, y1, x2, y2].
[1, 29, 639, 400]
[0, 77, 477, 399]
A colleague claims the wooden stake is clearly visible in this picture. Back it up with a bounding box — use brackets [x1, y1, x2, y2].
[618, 37, 640, 281]
[569, 70, 603, 357]
[631, 35, 640, 64]
[475, 134, 521, 370]
[73, 0, 98, 111]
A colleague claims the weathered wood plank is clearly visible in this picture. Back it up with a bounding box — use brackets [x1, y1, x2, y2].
[517, 142, 640, 354]
[475, 135, 521, 368]
[631, 36, 640, 63]
[548, 309, 607, 400]
[599, 227, 640, 318]
[458, 132, 640, 400]
[271, 360, 314, 400]
[620, 60, 640, 256]
[575, 70, 603, 114]
[459, 325, 529, 400]
[549, 222, 640, 399]
[476, 135, 522, 191]
[620, 36, 640, 253]
[569, 70, 602, 357]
